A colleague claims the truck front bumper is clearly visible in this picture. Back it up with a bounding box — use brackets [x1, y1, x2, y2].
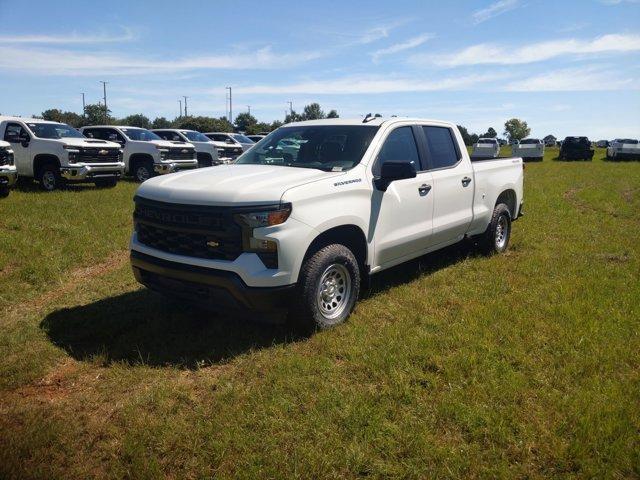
[131, 250, 295, 312]
[154, 159, 199, 174]
[0, 166, 17, 187]
[61, 162, 125, 181]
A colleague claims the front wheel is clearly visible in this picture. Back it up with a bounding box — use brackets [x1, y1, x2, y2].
[37, 164, 62, 191]
[133, 161, 153, 182]
[289, 244, 360, 332]
[479, 203, 512, 255]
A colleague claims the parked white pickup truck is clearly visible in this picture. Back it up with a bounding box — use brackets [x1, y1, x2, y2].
[511, 138, 544, 162]
[0, 117, 124, 191]
[606, 138, 640, 161]
[471, 138, 500, 159]
[152, 129, 220, 167]
[81, 126, 198, 182]
[203, 132, 245, 162]
[130, 118, 524, 331]
[0, 140, 17, 197]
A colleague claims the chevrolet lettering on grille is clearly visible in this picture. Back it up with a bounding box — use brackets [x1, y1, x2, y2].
[136, 207, 220, 228]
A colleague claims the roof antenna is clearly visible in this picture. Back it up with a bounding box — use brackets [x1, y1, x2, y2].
[363, 113, 382, 123]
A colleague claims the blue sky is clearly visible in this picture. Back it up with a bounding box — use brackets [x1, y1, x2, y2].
[0, 0, 639, 139]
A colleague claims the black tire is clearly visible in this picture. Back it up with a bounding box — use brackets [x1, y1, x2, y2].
[94, 178, 118, 188]
[289, 244, 360, 332]
[133, 160, 154, 182]
[0, 185, 9, 198]
[36, 163, 62, 191]
[479, 203, 512, 255]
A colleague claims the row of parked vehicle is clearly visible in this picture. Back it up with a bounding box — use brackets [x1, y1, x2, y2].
[470, 135, 640, 162]
[0, 115, 268, 195]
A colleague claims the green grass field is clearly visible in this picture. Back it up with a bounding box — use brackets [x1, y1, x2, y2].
[1, 147, 639, 479]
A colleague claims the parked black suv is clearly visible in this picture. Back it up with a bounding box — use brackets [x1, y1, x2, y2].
[559, 137, 594, 161]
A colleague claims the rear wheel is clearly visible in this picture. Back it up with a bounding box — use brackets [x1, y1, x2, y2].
[479, 203, 512, 255]
[289, 244, 360, 332]
[37, 163, 61, 191]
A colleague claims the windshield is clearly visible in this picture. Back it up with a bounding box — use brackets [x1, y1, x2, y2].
[520, 138, 540, 144]
[232, 134, 254, 144]
[27, 122, 84, 139]
[235, 125, 379, 171]
[121, 128, 162, 141]
[181, 130, 210, 142]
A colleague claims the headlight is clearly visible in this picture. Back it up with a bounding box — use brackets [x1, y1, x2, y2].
[234, 204, 292, 228]
[6, 151, 14, 165]
[63, 145, 80, 162]
[157, 148, 169, 160]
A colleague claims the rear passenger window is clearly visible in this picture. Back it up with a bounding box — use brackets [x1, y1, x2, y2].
[423, 126, 460, 169]
[373, 126, 420, 176]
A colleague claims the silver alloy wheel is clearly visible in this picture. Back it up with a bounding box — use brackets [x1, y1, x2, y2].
[42, 170, 56, 190]
[136, 165, 150, 182]
[316, 263, 352, 320]
[495, 215, 509, 250]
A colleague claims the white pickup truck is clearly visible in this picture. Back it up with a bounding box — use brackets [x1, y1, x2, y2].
[203, 132, 245, 163]
[152, 129, 220, 167]
[0, 140, 17, 197]
[80, 126, 198, 182]
[130, 118, 524, 331]
[511, 138, 544, 162]
[0, 117, 124, 191]
[471, 137, 500, 159]
[606, 138, 640, 161]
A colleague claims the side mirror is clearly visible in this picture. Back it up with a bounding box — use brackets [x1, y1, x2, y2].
[225, 138, 234, 144]
[375, 161, 417, 191]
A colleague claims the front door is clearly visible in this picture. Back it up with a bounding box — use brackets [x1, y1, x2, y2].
[370, 125, 434, 267]
[3, 123, 32, 176]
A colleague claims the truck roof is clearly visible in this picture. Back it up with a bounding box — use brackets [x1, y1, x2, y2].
[0, 116, 62, 125]
[283, 117, 456, 128]
[82, 125, 146, 129]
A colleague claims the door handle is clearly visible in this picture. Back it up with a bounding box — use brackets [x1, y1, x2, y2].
[462, 177, 472, 187]
[418, 184, 432, 196]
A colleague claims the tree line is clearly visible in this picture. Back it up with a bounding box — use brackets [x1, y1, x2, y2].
[35, 102, 340, 134]
[457, 118, 532, 145]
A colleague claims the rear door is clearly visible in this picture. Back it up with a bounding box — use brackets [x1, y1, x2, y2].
[420, 125, 474, 247]
[371, 125, 434, 266]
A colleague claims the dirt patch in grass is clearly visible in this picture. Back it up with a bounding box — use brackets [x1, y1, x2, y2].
[13, 359, 79, 403]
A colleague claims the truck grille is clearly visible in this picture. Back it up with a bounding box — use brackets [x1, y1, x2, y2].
[168, 147, 195, 160]
[0, 149, 11, 166]
[77, 147, 121, 163]
[133, 197, 243, 261]
[218, 147, 243, 159]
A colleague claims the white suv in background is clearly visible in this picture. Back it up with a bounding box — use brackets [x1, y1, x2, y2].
[152, 129, 220, 167]
[606, 138, 640, 161]
[204, 132, 245, 162]
[81, 125, 198, 182]
[0, 116, 124, 191]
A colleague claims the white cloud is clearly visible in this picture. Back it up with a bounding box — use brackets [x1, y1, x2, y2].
[505, 66, 638, 91]
[222, 73, 511, 96]
[371, 33, 435, 62]
[416, 33, 640, 67]
[0, 45, 324, 75]
[0, 28, 135, 44]
[472, 0, 520, 24]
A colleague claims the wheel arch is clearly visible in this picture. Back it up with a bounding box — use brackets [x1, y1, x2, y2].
[33, 154, 60, 176]
[128, 153, 154, 174]
[302, 224, 369, 276]
[496, 189, 518, 219]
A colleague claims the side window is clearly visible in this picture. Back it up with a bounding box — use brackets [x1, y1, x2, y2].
[156, 131, 181, 141]
[83, 128, 98, 139]
[105, 129, 125, 144]
[373, 126, 420, 176]
[4, 123, 28, 142]
[422, 126, 460, 170]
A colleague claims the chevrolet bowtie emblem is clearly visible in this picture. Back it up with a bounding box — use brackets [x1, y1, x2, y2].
[207, 240, 220, 248]
[181, 149, 188, 153]
[98, 149, 108, 155]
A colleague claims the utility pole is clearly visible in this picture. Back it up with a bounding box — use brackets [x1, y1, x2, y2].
[183, 96, 188, 117]
[287, 101, 293, 115]
[99, 81, 109, 123]
[178, 99, 182, 118]
[247, 105, 251, 116]
[81, 93, 86, 118]
[226, 86, 233, 123]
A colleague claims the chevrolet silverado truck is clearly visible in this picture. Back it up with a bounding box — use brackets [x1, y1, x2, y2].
[0, 117, 124, 191]
[203, 132, 245, 162]
[511, 138, 544, 162]
[606, 138, 640, 161]
[81, 126, 198, 182]
[130, 118, 524, 331]
[471, 138, 500, 159]
[0, 140, 17, 197]
[152, 129, 220, 167]
[559, 136, 594, 161]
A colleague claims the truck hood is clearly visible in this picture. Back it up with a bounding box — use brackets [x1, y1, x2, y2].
[61, 138, 121, 149]
[136, 164, 341, 206]
[149, 139, 194, 149]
